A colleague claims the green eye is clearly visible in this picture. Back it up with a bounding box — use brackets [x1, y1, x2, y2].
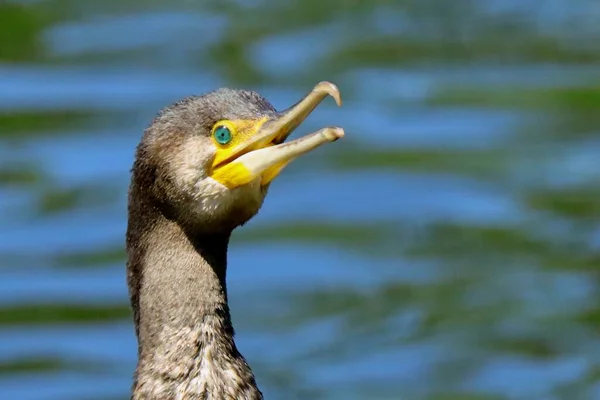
[213, 125, 232, 145]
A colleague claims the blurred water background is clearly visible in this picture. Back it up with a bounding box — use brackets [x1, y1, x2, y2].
[1, 1, 600, 399]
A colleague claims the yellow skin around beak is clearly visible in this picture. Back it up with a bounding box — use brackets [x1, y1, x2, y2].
[210, 81, 344, 189]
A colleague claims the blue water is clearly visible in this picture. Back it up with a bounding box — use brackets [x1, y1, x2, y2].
[2, 1, 600, 399]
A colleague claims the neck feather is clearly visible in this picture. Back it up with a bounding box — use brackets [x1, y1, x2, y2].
[126, 202, 262, 400]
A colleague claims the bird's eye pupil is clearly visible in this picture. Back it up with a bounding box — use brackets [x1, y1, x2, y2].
[214, 126, 232, 145]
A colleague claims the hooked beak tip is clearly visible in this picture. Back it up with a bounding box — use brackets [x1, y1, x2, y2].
[313, 81, 342, 107]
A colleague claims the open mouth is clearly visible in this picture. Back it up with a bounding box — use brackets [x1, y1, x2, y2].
[237, 125, 344, 185]
[210, 81, 344, 188]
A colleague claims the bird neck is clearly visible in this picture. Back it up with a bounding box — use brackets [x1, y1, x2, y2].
[127, 207, 262, 400]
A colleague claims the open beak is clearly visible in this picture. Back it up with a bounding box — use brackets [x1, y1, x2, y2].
[211, 81, 344, 188]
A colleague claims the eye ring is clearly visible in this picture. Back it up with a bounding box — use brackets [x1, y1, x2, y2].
[213, 124, 232, 145]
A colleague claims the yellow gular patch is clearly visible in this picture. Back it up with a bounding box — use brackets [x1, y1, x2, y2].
[260, 160, 290, 186]
[211, 161, 255, 189]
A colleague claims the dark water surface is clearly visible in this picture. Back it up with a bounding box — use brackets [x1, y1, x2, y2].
[1, 1, 600, 399]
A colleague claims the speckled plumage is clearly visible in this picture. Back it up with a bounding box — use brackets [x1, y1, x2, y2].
[126, 89, 278, 400]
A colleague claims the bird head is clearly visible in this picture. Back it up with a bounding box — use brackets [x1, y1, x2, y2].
[131, 81, 343, 233]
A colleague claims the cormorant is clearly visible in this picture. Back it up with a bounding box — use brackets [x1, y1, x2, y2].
[126, 81, 343, 399]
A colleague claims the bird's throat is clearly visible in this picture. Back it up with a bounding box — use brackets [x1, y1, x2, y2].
[126, 209, 262, 399]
